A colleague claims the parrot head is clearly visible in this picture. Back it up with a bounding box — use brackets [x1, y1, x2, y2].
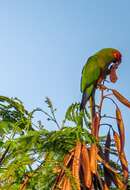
[97, 48, 122, 83]
[113, 50, 122, 65]
[110, 49, 122, 83]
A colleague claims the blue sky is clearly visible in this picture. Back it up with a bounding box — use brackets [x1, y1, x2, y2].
[0, 1, 130, 162]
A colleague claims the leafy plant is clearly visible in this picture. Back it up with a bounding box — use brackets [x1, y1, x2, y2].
[0, 72, 129, 189]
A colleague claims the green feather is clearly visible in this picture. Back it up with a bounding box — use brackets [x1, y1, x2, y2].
[81, 56, 100, 94]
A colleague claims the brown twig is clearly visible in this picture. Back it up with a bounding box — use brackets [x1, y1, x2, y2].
[0, 144, 10, 165]
[98, 85, 105, 118]
[101, 114, 119, 121]
[19, 174, 32, 190]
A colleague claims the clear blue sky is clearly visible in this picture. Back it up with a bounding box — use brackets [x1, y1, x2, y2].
[0, 1, 130, 162]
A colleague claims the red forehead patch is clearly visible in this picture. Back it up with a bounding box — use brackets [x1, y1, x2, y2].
[113, 51, 122, 61]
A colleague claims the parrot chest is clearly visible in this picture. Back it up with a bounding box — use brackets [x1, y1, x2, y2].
[97, 66, 108, 84]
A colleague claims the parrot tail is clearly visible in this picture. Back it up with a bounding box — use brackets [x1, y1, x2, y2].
[80, 92, 90, 111]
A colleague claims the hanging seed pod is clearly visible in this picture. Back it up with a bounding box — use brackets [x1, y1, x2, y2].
[103, 182, 109, 190]
[72, 141, 81, 190]
[116, 107, 125, 152]
[113, 131, 121, 153]
[113, 131, 128, 181]
[90, 144, 98, 174]
[97, 154, 118, 174]
[112, 174, 127, 190]
[52, 150, 74, 189]
[91, 112, 100, 139]
[62, 177, 72, 190]
[112, 89, 130, 108]
[120, 152, 129, 181]
[81, 144, 92, 188]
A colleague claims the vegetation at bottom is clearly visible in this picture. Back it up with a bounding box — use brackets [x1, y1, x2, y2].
[0, 83, 129, 189]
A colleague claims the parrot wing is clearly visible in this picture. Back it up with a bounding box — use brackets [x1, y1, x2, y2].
[81, 56, 101, 93]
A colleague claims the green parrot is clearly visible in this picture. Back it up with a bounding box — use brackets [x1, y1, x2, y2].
[80, 48, 122, 111]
